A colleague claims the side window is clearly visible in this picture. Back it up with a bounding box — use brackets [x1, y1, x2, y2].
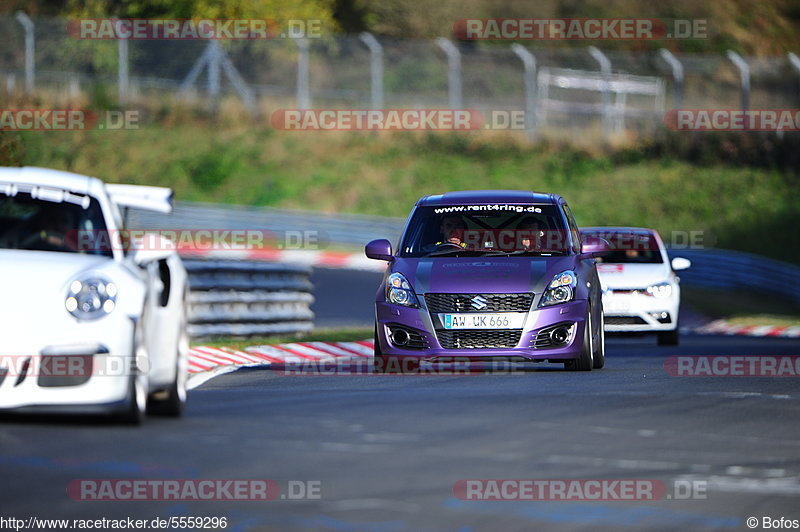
[561, 204, 582, 253]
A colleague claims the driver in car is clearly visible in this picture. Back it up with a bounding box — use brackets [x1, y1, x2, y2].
[516, 216, 543, 251]
[435, 215, 468, 248]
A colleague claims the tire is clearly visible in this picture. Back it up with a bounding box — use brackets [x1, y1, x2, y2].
[119, 320, 148, 424]
[592, 303, 606, 369]
[658, 326, 680, 346]
[148, 303, 189, 417]
[120, 370, 147, 425]
[147, 364, 187, 416]
[565, 304, 593, 372]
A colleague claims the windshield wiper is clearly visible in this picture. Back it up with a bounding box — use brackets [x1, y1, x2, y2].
[427, 249, 485, 257]
[482, 249, 564, 256]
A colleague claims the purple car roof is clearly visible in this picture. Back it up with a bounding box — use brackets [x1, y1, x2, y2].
[417, 190, 559, 206]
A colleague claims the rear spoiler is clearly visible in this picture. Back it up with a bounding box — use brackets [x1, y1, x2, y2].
[105, 184, 173, 214]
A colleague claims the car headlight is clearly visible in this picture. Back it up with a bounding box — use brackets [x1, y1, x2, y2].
[646, 282, 673, 298]
[65, 276, 118, 320]
[386, 272, 419, 308]
[539, 270, 577, 307]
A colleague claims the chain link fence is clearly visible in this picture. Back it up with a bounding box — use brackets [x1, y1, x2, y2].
[2, 16, 800, 141]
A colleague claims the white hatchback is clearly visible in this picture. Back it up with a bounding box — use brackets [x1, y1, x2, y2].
[581, 227, 691, 346]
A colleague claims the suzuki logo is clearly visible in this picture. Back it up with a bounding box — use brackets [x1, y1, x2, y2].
[471, 295, 488, 310]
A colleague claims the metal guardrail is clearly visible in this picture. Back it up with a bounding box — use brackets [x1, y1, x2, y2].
[667, 248, 800, 305]
[184, 259, 314, 339]
[128, 202, 406, 249]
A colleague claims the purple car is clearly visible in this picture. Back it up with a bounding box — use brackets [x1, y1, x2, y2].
[365, 190, 610, 372]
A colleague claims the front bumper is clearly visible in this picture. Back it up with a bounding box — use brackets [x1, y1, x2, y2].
[0, 318, 136, 412]
[601, 291, 679, 332]
[376, 299, 589, 362]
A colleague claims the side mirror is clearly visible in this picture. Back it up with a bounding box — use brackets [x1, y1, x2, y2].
[580, 236, 611, 259]
[671, 257, 691, 271]
[365, 239, 394, 261]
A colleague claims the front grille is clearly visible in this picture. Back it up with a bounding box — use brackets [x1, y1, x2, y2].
[531, 322, 575, 349]
[608, 289, 645, 296]
[436, 329, 522, 349]
[425, 293, 534, 313]
[606, 316, 648, 325]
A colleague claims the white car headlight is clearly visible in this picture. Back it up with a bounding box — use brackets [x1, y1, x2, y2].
[386, 272, 419, 308]
[66, 276, 118, 320]
[539, 270, 577, 307]
[646, 282, 673, 298]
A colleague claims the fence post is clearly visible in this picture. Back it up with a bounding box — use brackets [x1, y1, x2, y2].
[359, 32, 384, 109]
[726, 50, 750, 111]
[117, 24, 129, 105]
[658, 48, 683, 109]
[207, 40, 222, 114]
[295, 37, 311, 110]
[435, 37, 462, 109]
[511, 44, 537, 140]
[14, 12, 35, 93]
[789, 52, 800, 75]
[588, 46, 612, 135]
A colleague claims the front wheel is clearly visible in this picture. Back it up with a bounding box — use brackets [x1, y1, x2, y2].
[565, 305, 593, 372]
[119, 319, 148, 424]
[592, 304, 606, 369]
[148, 303, 189, 416]
[120, 369, 147, 424]
[658, 326, 680, 346]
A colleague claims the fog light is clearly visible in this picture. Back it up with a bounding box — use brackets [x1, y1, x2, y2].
[550, 326, 571, 345]
[391, 328, 410, 346]
[650, 311, 671, 324]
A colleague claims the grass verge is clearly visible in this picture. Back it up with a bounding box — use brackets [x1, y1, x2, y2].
[195, 327, 373, 350]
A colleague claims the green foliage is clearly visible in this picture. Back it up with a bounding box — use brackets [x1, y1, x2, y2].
[0, 131, 25, 166]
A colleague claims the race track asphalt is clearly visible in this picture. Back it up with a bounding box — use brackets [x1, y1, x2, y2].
[1, 268, 799, 532]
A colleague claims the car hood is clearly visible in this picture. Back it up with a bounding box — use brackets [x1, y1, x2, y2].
[595, 262, 671, 289]
[392, 255, 577, 295]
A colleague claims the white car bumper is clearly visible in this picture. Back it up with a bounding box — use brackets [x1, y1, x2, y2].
[0, 316, 136, 412]
[602, 291, 679, 332]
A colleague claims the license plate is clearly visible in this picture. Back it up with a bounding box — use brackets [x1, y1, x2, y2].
[441, 313, 527, 329]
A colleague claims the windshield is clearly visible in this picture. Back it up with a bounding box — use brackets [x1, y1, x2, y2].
[398, 204, 572, 258]
[584, 230, 664, 264]
[0, 191, 112, 257]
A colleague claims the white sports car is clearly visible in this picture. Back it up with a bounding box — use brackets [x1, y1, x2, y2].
[0, 167, 188, 423]
[581, 227, 691, 346]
